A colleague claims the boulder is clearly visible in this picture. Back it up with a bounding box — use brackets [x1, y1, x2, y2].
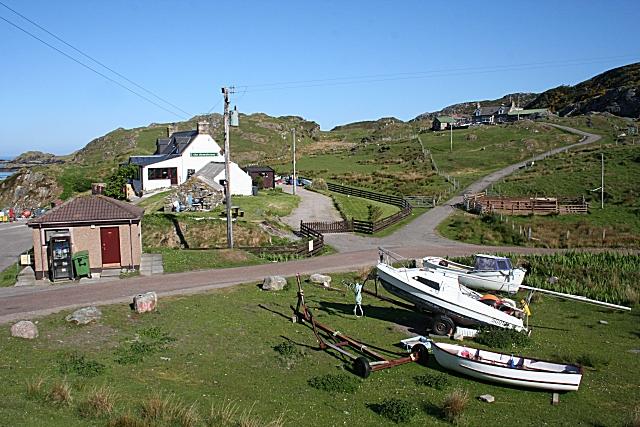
[262, 276, 287, 291]
[478, 394, 495, 403]
[309, 274, 331, 287]
[133, 292, 157, 313]
[11, 320, 38, 339]
[66, 306, 102, 325]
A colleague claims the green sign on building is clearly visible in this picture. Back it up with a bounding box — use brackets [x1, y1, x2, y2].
[190, 152, 219, 157]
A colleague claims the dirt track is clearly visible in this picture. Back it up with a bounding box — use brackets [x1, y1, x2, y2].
[0, 124, 600, 324]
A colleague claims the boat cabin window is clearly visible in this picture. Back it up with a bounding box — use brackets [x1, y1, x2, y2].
[413, 276, 440, 291]
[496, 259, 511, 270]
[475, 256, 511, 271]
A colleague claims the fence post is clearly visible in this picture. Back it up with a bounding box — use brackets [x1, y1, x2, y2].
[566, 230, 570, 240]
[602, 228, 606, 240]
[528, 227, 531, 240]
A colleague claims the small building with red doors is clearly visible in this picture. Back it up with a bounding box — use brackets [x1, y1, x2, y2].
[27, 195, 144, 280]
[242, 165, 276, 189]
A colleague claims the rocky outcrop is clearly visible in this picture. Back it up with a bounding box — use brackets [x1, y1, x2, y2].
[561, 86, 640, 118]
[0, 168, 62, 211]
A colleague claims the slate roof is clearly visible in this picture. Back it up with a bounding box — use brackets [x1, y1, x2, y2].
[156, 130, 198, 155]
[194, 162, 225, 191]
[27, 195, 144, 226]
[477, 106, 507, 116]
[129, 154, 180, 167]
[242, 165, 275, 173]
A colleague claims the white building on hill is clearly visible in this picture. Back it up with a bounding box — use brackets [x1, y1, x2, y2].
[128, 122, 252, 196]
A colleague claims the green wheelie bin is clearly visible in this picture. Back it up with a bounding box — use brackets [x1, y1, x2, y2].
[72, 250, 91, 278]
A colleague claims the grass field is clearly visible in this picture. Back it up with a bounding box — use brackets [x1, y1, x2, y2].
[0, 268, 638, 427]
[437, 130, 640, 248]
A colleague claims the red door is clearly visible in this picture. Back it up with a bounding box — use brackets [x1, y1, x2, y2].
[100, 227, 121, 266]
[169, 168, 178, 185]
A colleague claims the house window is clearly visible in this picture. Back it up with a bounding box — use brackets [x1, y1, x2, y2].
[148, 168, 177, 180]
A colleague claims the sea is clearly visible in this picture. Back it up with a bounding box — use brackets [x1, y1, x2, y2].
[0, 163, 13, 181]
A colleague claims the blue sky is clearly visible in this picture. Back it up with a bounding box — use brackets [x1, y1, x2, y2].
[1, 0, 639, 159]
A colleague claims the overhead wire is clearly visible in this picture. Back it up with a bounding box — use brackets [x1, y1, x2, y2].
[239, 55, 640, 93]
[0, 7, 191, 120]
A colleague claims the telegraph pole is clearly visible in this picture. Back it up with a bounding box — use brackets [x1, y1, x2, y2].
[292, 127, 296, 196]
[222, 87, 233, 248]
[601, 153, 604, 209]
[450, 121, 453, 152]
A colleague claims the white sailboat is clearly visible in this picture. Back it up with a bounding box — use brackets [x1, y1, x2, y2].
[423, 254, 526, 293]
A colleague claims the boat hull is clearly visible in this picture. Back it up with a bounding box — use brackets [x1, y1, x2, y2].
[430, 341, 582, 391]
[458, 274, 521, 293]
[376, 263, 525, 331]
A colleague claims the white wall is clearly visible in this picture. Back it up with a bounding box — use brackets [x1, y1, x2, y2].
[180, 134, 223, 183]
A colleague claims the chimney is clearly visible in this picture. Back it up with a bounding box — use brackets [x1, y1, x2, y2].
[197, 121, 210, 135]
[167, 125, 178, 138]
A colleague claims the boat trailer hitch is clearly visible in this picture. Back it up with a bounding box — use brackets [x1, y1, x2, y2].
[291, 273, 429, 378]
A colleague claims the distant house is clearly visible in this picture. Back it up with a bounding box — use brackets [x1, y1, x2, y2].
[242, 166, 275, 189]
[432, 117, 455, 131]
[27, 195, 144, 280]
[127, 122, 252, 196]
[472, 103, 513, 124]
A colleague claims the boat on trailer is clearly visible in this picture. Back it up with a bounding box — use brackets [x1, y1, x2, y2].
[423, 254, 526, 293]
[428, 340, 583, 391]
[376, 248, 527, 335]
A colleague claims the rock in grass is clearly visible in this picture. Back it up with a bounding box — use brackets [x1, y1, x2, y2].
[66, 307, 102, 325]
[309, 273, 331, 287]
[11, 320, 38, 339]
[478, 394, 495, 403]
[134, 292, 157, 313]
[262, 276, 287, 291]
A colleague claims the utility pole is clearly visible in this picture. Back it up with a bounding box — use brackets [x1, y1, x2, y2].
[222, 87, 234, 248]
[601, 153, 604, 209]
[292, 127, 296, 196]
[449, 121, 453, 152]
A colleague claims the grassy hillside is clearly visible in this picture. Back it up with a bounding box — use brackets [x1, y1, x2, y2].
[438, 114, 640, 248]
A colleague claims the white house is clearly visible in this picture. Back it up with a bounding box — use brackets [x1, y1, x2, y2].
[128, 122, 252, 196]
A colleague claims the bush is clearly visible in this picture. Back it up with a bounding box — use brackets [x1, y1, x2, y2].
[413, 371, 450, 390]
[307, 373, 360, 394]
[474, 326, 530, 349]
[377, 398, 415, 423]
[78, 384, 117, 418]
[58, 352, 106, 378]
[273, 339, 298, 357]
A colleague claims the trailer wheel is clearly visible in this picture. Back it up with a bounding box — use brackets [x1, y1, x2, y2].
[412, 343, 430, 365]
[431, 315, 454, 336]
[354, 357, 371, 378]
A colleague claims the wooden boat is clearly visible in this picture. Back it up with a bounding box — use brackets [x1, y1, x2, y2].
[428, 340, 583, 391]
[376, 250, 526, 335]
[423, 255, 526, 293]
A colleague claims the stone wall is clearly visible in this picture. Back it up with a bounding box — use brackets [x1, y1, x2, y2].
[164, 177, 224, 212]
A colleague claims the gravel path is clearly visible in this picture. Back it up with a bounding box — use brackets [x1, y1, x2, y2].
[279, 183, 342, 229]
[0, 124, 601, 324]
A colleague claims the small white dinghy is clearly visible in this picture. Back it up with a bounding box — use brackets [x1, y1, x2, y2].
[429, 340, 583, 391]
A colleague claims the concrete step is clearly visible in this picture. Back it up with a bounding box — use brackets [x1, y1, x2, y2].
[140, 253, 163, 276]
[100, 268, 122, 278]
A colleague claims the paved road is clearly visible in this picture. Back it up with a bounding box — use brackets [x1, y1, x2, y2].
[0, 124, 601, 324]
[0, 220, 32, 272]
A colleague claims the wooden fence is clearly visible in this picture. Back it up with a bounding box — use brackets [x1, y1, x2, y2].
[326, 182, 405, 207]
[301, 183, 413, 235]
[464, 193, 588, 215]
[185, 227, 324, 258]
